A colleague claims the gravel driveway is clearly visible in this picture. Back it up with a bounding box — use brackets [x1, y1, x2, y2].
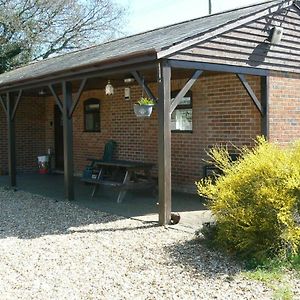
[0, 188, 298, 299]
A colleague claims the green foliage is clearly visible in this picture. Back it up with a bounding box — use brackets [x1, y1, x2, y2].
[136, 97, 155, 106]
[272, 286, 293, 300]
[196, 137, 300, 261]
[244, 254, 300, 272]
[245, 267, 283, 283]
[0, 0, 127, 73]
[242, 255, 299, 300]
[289, 254, 300, 271]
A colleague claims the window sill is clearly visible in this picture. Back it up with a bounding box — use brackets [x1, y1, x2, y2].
[171, 130, 193, 133]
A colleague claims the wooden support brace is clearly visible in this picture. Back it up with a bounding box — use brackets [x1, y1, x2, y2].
[48, 84, 63, 113]
[170, 69, 203, 113]
[157, 61, 172, 226]
[69, 77, 87, 118]
[168, 59, 268, 77]
[131, 71, 156, 100]
[6, 92, 16, 187]
[0, 94, 7, 115]
[62, 81, 74, 200]
[236, 73, 263, 115]
[11, 90, 22, 121]
[294, 2, 300, 12]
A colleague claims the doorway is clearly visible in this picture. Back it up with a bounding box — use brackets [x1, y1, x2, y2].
[54, 105, 64, 170]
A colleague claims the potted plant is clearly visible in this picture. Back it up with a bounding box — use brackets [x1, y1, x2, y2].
[134, 97, 155, 117]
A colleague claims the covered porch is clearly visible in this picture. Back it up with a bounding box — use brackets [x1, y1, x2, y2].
[0, 63, 266, 226]
[1, 0, 299, 225]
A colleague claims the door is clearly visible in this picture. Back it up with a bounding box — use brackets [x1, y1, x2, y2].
[54, 105, 64, 170]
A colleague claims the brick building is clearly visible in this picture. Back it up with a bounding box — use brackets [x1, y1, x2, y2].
[0, 0, 299, 224]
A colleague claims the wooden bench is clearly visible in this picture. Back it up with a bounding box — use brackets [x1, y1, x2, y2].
[81, 178, 122, 187]
[81, 160, 155, 202]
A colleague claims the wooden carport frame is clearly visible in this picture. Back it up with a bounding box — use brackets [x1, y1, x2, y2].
[0, 57, 269, 226]
[156, 59, 269, 225]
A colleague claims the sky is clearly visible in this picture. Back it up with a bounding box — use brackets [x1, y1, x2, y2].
[116, 0, 270, 34]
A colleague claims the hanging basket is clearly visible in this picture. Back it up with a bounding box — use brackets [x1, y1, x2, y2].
[134, 104, 154, 117]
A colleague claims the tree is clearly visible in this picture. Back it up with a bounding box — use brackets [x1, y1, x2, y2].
[0, 0, 127, 73]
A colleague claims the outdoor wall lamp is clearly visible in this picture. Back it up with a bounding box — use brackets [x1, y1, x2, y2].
[105, 80, 114, 95]
[270, 26, 284, 45]
[124, 87, 131, 100]
[38, 89, 46, 96]
[123, 77, 134, 100]
[124, 77, 135, 84]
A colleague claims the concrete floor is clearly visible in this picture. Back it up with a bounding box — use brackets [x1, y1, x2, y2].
[0, 173, 213, 231]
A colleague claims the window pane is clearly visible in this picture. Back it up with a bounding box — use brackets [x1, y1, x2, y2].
[93, 113, 100, 131]
[178, 96, 191, 106]
[84, 99, 100, 132]
[171, 92, 192, 107]
[85, 103, 99, 111]
[171, 109, 192, 131]
[85, 114, 94, 131]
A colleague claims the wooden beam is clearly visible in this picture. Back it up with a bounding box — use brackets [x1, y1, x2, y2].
[48, 84, 63, 113]
[11, 90, 22, 121]
[294, 2, 300, 12]
[236, 73, 263, 114]
[0, 94, 7, 115]
[0, 59, 157, 94]
[69, 77, 87, 118]
[261, 76, 269, 139]
[157, 60, 172, 226]
[168, 59, 269, 76]
[170, 69, 203, 113]
[6, 92, 16, 187]
[131, 71, 156, 100]
[62, 81, 74, 200]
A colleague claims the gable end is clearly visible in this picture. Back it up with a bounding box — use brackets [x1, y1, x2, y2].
[167, 4, 300, 74]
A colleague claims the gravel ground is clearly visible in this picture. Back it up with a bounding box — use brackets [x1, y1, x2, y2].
[0, 188, 298, 300]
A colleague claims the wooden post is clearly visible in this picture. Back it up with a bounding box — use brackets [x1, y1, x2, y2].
[6, 92, 16, 187]
[62, 81, 74, 200]
[261, 76, 269, 139]
[157, 61, 171, 225]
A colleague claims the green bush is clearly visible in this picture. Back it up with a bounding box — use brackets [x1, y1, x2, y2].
[196, 137, 300, 261]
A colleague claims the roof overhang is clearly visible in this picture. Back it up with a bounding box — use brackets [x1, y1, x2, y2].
[0, 49, 158, 93]
[0, 0, 295, 93]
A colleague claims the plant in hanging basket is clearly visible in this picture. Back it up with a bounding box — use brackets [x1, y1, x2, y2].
[134, 97, 155, 117]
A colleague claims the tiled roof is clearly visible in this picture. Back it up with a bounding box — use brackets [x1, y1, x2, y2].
[0, 0, 286, 89]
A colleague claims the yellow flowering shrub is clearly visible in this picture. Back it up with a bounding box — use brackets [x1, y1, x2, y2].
[196, 137, 300, 260]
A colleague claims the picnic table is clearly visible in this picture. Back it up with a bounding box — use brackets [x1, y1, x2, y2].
[81, 159, 156, 203]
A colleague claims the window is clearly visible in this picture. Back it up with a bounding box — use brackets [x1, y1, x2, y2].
[84, 98, 100, 132]
[171, 90, 192, 132]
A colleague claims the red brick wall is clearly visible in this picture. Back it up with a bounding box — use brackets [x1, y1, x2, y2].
[0, 71, 298, 193]
[42, 72, 262, 192]
[269, 72, 300, 145]
[0, 97, 46, 174]
[0, 72, 264, 192]
[170, 73, 261, 191]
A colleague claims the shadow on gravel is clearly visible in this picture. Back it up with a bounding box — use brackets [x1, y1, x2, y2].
[165, 237, 241, 277]
[67, 223, 159, 234]
[0, 187, 158, 240]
